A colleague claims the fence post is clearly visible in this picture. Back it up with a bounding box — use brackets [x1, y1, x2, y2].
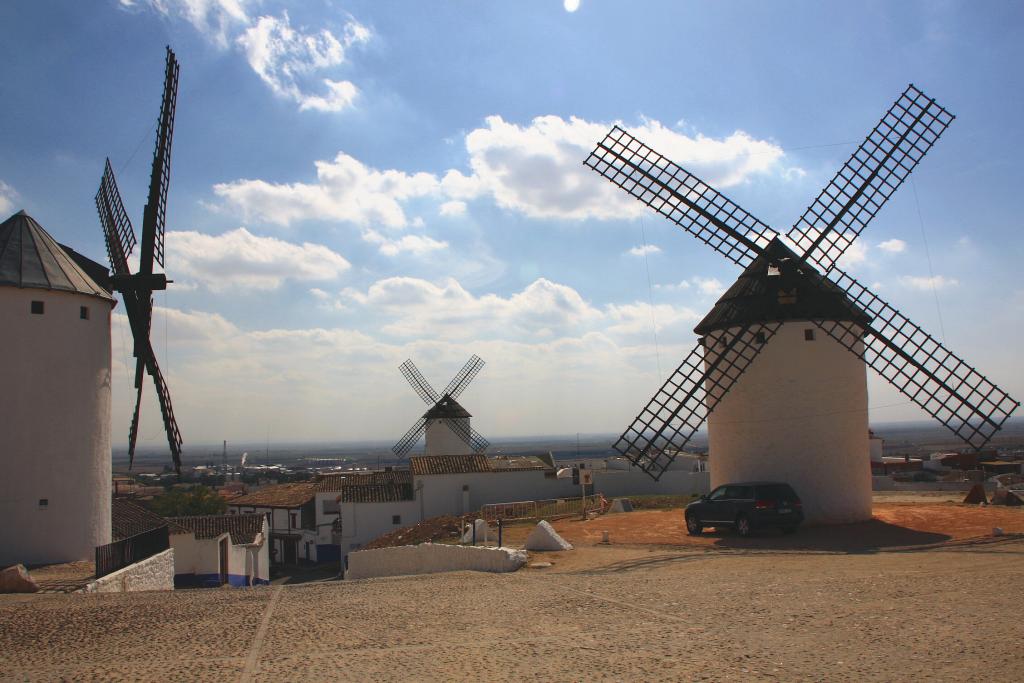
[497, 519, 503, 548]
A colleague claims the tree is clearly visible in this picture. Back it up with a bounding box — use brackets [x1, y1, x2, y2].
[147, 486, 227, 517]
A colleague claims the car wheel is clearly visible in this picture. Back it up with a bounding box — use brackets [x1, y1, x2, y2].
[781, 525, 798, 535]
[736, 514, 752, 537]
[685, 513, 703, 536]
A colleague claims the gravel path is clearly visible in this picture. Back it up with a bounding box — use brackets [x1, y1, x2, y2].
[2, 536, 1022, 681]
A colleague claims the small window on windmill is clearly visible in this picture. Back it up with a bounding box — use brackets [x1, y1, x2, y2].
[392, 515, 402, 525]
[31, 301, 44, 315]
[718, 335, 730, 350]
[80, 306, 90, 320]
[38, 498, 49, 509]
[804, 329, 816, 341]
[777, 288, 797, 305]
[767, 264, 781, 277]
[755, 332, 766, 345]
[462, 484, 469, 492]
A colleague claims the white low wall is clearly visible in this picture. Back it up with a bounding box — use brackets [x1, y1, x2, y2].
[345, 543, 527, 581]
[82, 549, 174, 593]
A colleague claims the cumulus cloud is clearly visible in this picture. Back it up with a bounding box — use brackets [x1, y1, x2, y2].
[900, 275, 959, 291]
[212, 113, 794, 229]
[361, 229, 448, 256]
[441, 115, 792, 221]
[627, 244, 661, 257]
[564, 0, 581, 12]
[166, 227, 350, 291]
[605, 302, 701, 336]
[128, 2, 369, 112]
[0, 180, 16, 215]
[877, 238, 906, 253]
[213, 152, 438, 228]
[657, 276, 723, 297]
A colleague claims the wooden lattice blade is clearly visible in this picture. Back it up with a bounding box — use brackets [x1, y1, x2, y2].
[399, 360, 440, 404]
[444, 354, 485, 399]
[613, 324, 780, 481]
[140, 46, 179, 273]
[584, 126, 777, 268]
[95, 159, 136, 276]
[788, 84, 954, 272]
[393, 417, 427, 458]
[816, 267, 1019, 450]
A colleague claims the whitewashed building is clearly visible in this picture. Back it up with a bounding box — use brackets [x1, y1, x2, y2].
[0, 211, 116, 567]
[168, 514, 269, 587]
[314, 471, 418, 561]
[226, 483, 318, 564]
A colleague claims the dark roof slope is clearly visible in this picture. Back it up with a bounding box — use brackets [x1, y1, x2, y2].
[169, 514, 266, 545]
[228, 483, 316, 508]
[315, 470, 412, 492]
[111, 498, 187, 541]
[423, 394, 472, 419]
[410, 454, 490, 475]
[694, 238, 871, 335]
[0, 210, 113, 301]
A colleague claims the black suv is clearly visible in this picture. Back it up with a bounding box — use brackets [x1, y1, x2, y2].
[685, 482, 803, 537]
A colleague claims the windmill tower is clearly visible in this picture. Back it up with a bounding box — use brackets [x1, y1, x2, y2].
[94, 46, 184, 473]
[585, 85, 1019, 523]
[393, 355, 490, 458]
[0, 211, 116, 565]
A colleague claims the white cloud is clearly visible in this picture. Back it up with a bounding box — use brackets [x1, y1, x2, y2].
[604, 302, 700, 337]
[691, 276, 725, 297]
[900, 275, 959, 291]
[212, 113, 796, 231]
[441, 114, 793, 221]
[564, 0, 581, 11]
[166, 227, 350, 291]
[361, 229, 448, 256]
[439, 200, 467, 217]
[627, 244, 661, 257]
[213, 151, 439, 228]
[877, 239, 906, 253]
[130, 2, 370, 112]
[237, 11, 369, 112]
[0, 180, 16, 215]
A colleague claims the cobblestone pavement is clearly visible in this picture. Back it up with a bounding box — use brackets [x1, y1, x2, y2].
[2, 536, 1023, 681]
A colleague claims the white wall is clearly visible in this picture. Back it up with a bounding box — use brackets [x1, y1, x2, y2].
[425, 418, 472, 456]
[83, 549, 174, 593]
[0, 288, 113, 566]
[345, 543, 527, 580]
[706, 322, 872, 523]
[336, 499, 421, 555]
[228, 504, 317, 562]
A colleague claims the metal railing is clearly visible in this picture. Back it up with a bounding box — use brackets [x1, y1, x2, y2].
[480, 495, 599, 522]
[95, 526, 170, 578]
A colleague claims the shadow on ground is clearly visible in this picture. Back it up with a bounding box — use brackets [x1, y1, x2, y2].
[707, 518, 950, 553]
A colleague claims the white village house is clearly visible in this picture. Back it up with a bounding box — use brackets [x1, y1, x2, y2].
[226, 483, 318, 564]
[168, 514, 270, 588]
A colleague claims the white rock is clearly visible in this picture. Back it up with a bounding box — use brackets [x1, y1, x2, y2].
[461, 518, 494, 543]
[525, 520, 573, 551]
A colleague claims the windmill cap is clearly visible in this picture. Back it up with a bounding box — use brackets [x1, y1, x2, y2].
[693, 237, 871, 335]
[423, 394, 472, 419]
[0, 210, 114, 301]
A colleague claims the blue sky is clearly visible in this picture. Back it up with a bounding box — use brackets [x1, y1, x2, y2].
[1, 1, 1021, 447]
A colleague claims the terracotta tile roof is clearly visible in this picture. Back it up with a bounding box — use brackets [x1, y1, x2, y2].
[228, 483, 316, 508]
[487, 456, 552, 472]
[409, 454, 490, 476]
[315, 470, 412, 492]
[338, 483, 415, 503]
[111, 499, 187, 541]
[169, 514, 266, 545]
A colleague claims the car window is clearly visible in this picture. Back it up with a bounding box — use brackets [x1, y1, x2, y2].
[723, 485, 745, 499]
[734, 486, 754, 500]
[708, 487, 727, 501]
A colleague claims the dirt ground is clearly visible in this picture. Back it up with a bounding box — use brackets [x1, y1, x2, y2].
[2, 501, 1022, 681]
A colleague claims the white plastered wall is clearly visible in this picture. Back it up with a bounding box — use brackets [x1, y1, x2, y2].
[705, 321, 871, 523]
[0, 287, 113, 566]
[425, 418, 472, 456]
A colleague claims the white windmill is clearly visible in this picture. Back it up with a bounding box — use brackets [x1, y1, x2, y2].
[393, 355, 490, 458]
[585, 84, 1019, 523]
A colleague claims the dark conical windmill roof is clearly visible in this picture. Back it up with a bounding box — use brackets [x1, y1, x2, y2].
[693, 238, 871, 335]
[0, 210, 113, 301]
[423, 394, 472, 420]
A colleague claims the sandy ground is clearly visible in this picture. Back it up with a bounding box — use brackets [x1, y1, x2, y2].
[2, 503, 1023, 681]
